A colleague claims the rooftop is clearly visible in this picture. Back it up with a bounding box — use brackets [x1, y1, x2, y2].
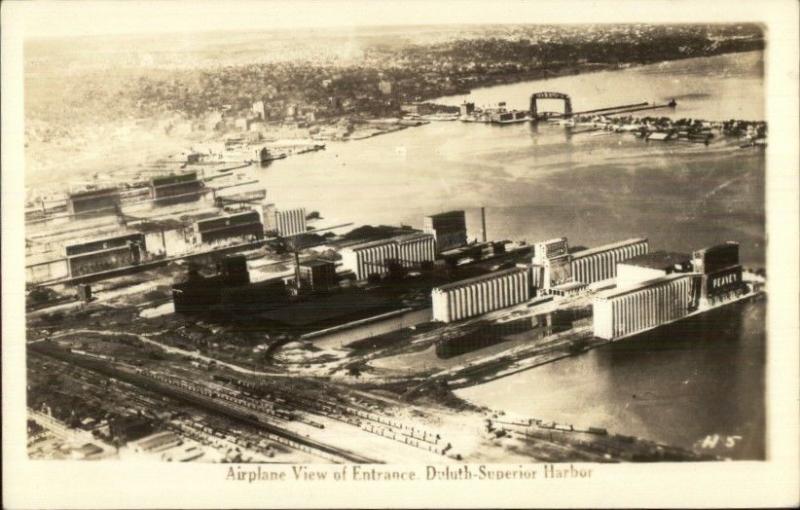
[131, 218, 192, 233]
[619, 251, 691, 270]
[196, 208, 260, 224]
[129, 431, 180, 451]
[552, 280, 588, 291]
[64, 230, 142, 249]
[300, 258, 335, 268]
[68, 187, 119, 199]
[339, 237, 396, 252]
[693, 241, 740, 255]
[595, 273, 699, 300]
[433, 266, 527, 292]
[535, 237, 567, 246]
[425, 210, 465, 219]
[571, 238, 647, 259]
[340, 231, 429, 251]
[393, 232, 434, 244]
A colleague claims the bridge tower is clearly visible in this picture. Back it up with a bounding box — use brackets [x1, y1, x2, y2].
[530, 92, 573, 121]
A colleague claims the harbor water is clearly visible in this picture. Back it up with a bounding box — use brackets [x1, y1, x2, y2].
[456, 298, 766, 460]
[257, 51, 765, 265]
[252, 50, 766, 458]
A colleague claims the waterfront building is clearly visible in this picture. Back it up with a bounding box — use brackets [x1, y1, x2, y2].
[394, 232, 437, 269]
[692, 241, 740, 274]
[339, 232, 435, 281]
[275, 208, 307, 237]
[592, 273, 701, 340]
[263, 205, 307, 238]
[431, 266, 530, 323]
[195, 209, 264, 246]
[531, 237, 572, 290]
[150, 172, 205, 206]
[172, 261, 287, 314]
[297, 259, 338, 291]
[400, 103, 420, 115]
[615, 251, 693, 287]
[570, 238, 648, 285]
[378, 80, 393, 95]
[67, 187, 121, 215]
[134, 219, 196, 258]
[340, 238, 399, 281]
[252, 100, 266, 120]
[423, 210, 468, 252]
[692, 242, 745, 305]
[64, 232, 145, 278]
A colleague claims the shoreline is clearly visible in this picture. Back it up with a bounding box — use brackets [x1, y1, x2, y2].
[428, 49, 763, 106]
[23, 49, 764, 193]
[449, 288, 765, 392]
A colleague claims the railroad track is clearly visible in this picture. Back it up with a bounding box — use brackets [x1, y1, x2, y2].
[29, 342, 379, 464]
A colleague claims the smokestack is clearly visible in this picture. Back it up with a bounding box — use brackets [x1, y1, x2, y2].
[481, 207, 487, 243]
[294, 251, 301, 289]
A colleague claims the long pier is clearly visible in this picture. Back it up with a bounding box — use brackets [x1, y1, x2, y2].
[569, 102, 649, 116]
[551, 101, 675, 119]
[589, 102, 676, 116]
[530, 90, 677, 120]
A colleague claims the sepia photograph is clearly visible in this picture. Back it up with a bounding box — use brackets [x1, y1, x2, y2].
[2, 1, 798, 508]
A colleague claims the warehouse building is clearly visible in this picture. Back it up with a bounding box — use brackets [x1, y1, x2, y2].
[133, 218, 196, 258]
[172, 256, 288, 313]
[65, 232, 145, 278]
[195, 209, 264, 246]
[592, 273, 701, 341]
[150, 172, 205, 205]
[127, 431, 182, 454]
[67, 188, 121, 215]
[432, 266, 530, 323]
[423, 210, 468, 252]
[570, 238, 648, 285]
[340, 233, 435, 281]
